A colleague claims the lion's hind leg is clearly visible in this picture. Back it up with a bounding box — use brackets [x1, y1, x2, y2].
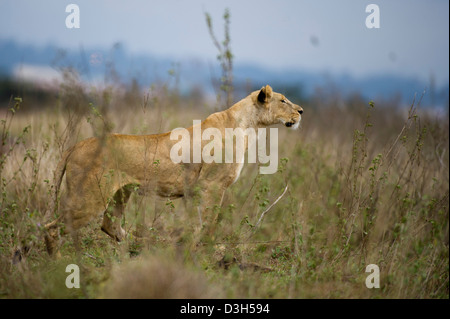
[45, 204, 99, 256]
[44, 216, 63, 257]
[101, 186, 132, 241]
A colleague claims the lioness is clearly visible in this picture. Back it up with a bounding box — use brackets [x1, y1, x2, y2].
[44, 85, 303, 255]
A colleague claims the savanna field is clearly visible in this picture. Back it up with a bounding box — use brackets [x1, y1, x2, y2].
[0, 73, 448, 299]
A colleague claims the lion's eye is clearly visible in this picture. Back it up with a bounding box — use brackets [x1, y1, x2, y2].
[281, 99, 287, 104]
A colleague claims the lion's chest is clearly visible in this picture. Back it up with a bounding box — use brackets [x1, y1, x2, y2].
[232, 161, 244, 184]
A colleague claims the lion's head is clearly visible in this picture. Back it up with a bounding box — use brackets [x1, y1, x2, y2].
[254, 85, 304, 129]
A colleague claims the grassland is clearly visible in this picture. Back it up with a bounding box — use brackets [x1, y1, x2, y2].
[0, 74, 448, 299]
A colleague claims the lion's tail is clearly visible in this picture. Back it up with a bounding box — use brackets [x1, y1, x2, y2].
[44, 147, 73, 227]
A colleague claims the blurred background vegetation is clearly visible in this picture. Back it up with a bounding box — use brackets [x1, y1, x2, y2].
[0, 5, 448, 299]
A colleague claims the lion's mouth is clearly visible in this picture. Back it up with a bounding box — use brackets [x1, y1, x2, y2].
[280, 117, 301, 129]
[284, 119, 300, 129]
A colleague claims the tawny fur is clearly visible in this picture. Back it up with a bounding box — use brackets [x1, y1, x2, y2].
[43, 85, 303, 255]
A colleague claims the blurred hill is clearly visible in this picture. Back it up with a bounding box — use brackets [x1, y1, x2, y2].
[0, 39, 448, 109]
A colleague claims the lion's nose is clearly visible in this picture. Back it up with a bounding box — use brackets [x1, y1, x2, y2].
[298, 109, 303, 115]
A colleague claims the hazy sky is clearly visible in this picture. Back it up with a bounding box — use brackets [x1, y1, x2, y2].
[0, 0, 448, 85]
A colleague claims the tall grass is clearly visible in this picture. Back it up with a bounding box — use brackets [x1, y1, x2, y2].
[0, 70, 448, 298]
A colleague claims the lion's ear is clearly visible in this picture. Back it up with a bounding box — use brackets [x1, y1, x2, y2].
[257, 85, 273, 105]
